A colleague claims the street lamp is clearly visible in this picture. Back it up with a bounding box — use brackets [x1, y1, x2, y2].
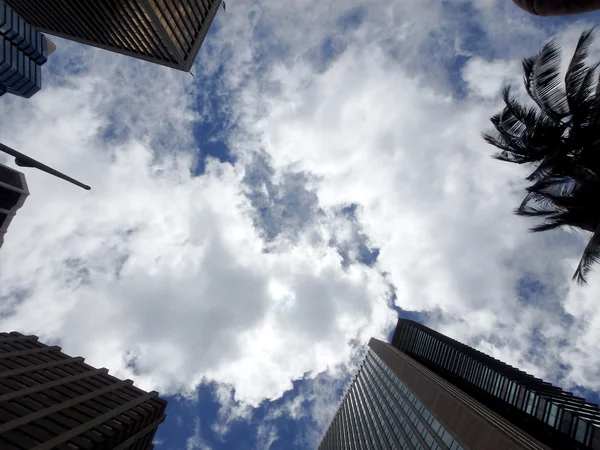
[0, 142, 90, 190]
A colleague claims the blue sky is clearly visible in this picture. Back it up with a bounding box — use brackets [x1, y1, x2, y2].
[2, 1, 600, 449]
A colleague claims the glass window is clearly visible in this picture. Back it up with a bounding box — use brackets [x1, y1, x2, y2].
[546, 402, 559, 427]
[536, 397, 547, 421]
[524, 391, 537, 415]
[507, 382, 517, 404]
[575, 418, 588, 443]
[442, 430, 453, 447]
[515, 386, 525, 409]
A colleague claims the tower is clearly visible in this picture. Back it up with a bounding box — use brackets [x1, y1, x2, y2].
[5, 0, 222, 71]
[0, 332, 167, 449]
[320, 319, 600, 449]
[0, 163, 28, 248]
[0, 1, 54, 98]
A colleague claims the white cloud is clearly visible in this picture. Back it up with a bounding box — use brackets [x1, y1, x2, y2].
[0, 5, 396, 410]
[1, 0, 600, 447]
[214, 0, 600, 418]
[186, 418, 212, 450]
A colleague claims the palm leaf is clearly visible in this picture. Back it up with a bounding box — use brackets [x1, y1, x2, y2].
[573, 228, 600, 283]
[523, 40, 569, 122]
[565, 29, 596, 114]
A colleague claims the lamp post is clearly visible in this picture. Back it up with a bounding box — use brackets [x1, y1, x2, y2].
[0, 142, 91, 190]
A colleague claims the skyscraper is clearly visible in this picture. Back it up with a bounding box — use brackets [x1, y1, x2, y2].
[0, 1, 54, 98]
[5, 0, 222, 71]
[0, 163, 28, 248]
[320, 319, 600, 450]
[0, 332, 167, 449]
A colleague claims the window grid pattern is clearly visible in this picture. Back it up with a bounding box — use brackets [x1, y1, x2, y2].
[392, 319, 600, 450]
[0, 332, 166, 450]
[368, 351, 464, 450]
[5, 0, 221, 70]
[0, 163, 28, 249]
[319, 349, 465, 450]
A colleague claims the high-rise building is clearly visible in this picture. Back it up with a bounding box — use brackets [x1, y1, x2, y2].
[5, 0, 222, 71]
[0, 163, 28, 248]
[0, 332, 167, 449]
[0, 1, 54, 98]
[320, 319, 600, 450]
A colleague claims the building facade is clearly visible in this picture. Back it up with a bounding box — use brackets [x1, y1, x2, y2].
[6, 0, 222, 71]
[0, 332, 167, 449]
[392, 319, 600, 449]
[0, 1, 54, 98]
[320, 320, 600, 450]
[0, 163, 28, 248]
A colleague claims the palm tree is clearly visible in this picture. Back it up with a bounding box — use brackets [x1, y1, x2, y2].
[484, 29, 600, 283]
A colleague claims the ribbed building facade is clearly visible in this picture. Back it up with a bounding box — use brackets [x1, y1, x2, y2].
[6, 0, 222, 71]
[319, 345, 468, 450]
[0, 163, 28, 248]
[0, 1, 53, 98]
[0, 332, 167, 449]
[392, 319, 600, 449]
[320, 319, 600, 450]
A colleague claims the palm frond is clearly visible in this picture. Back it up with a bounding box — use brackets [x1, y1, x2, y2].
[565, 29, 596, 113]
[483, 130, 532, 163]
[527, 176, 576, 196]
[523, 40, 569, 122]
[500, 86, 538, 136]
[519, 190, 567, 216]
[525, 155, 562, 181]
[530, 219, 569, 232]
[487, 31, 600, 283]
[573, 227, 600, 283]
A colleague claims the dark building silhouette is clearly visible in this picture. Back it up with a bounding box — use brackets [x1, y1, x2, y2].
[0, 163, 28, 248]
[320, 319, 600, 450]
[0, 332, 167, 449]
[5, 0, 222, 71]
[0, 2, 54, 98]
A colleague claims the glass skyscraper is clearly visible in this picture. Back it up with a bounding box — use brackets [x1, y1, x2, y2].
[5, 0, 222, 71]
[320, 319, 600, 449]
[0, 163, 28, 248]
[320, 348, 466, 450]
[0, 1, 54, 98]
[0, 332, 167, 449]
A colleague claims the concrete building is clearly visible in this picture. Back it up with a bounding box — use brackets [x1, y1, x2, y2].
[0, 163, 28, 248]
[5, 0, 222, 71]
[0, 332, 167, 449]
[319, 319, 600, 449]
[0, 1, 54, 98]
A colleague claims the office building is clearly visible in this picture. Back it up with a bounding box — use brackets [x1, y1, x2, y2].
[0, 332, 167, 449]
[0, 2, 54, 98]
[0, 163, 28, 248]
[320, 319, 600, 449]
[6, 0, 222, 71]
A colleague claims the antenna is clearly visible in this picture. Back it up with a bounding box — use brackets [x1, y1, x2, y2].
[0, 142, 91, 190]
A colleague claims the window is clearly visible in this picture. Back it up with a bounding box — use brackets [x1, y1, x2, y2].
[506, 382, 517, 405]
[546, 402, 559, 427]
[515, 386, 526, 409]
[536, 397, 547, 421]
[574, 418, 588, 443]
[524, 392, 538, 415]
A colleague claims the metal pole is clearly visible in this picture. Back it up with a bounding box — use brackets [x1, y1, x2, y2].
[0, 142, 91, 190]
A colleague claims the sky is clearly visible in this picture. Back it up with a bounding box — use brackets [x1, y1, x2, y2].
[1, 1, 600, 449]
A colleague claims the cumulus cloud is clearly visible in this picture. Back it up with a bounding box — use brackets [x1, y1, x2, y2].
[0, 2, 395, 410]
[210, 0, 600, 422]
[1, 0, 600, 447]
[186, 418, 212, 450]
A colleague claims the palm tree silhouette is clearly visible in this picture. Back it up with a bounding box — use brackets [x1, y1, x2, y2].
[484, 29, 600, 283]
